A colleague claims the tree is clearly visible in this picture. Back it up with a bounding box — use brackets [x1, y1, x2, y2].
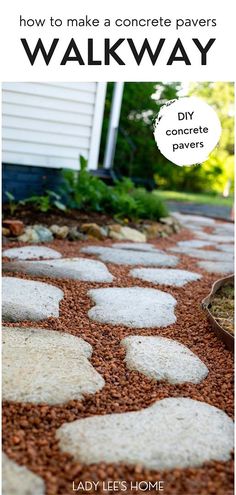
[99, 82, 181, 181]
[188, 82, 234, 193]
[100, 82, 234, 194]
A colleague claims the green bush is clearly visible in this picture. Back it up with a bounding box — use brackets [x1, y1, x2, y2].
[4, 190, 67, 214]
[132, 188, 168, 220]
[4, 157, 168, 221]
[60, 156, 168, 221]
[62, 157, 111, 212]
[21, 190, 66, 213]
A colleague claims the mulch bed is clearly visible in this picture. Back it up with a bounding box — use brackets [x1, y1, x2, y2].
[2, 205, 149, 229]
[2, 227, 234, 495]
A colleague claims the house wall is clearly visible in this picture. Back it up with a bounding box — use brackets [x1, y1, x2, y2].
[2, 163, 65, 202]
[2, 82, 107, 200]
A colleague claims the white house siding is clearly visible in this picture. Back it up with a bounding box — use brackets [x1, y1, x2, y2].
[2, 82, 107, 170]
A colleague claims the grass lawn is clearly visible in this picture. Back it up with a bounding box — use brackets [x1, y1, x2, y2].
[155, 190, 233, 207]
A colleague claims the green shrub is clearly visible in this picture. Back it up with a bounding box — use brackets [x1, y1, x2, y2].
[62, 156, 109, 212]
[61, 156, 168, 221]
[21, 190, 66, 213]
[132, 188, 168, 220]
[5, 156, 168, 221]
[4, 192, 19, 215]
[4, 190, 66, 214]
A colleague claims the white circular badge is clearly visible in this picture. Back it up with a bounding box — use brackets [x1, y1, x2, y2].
[153, 96, 222, 167]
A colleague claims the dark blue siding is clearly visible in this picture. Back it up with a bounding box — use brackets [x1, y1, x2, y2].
[2, 164, 64, 202]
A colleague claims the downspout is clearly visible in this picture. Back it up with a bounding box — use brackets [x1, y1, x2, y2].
[103, 82, 124, 170]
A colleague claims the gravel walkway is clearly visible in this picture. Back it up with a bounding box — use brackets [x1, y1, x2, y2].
[2, 215, 234, 495]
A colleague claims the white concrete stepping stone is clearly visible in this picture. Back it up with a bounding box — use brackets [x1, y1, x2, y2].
[130, 268, 201, 287]
[2, 327, 104, 404]
[172, 213, 216, 227]
[196, 232, 233, 243]
[81, 246, 109, 254]
[2, 277, 63, 322]
[81, 246, 179, 267]
[3, 258, 113, 283]
[212, 223, 234, 235]
[188, 249, 234, 262]
[177, 240, 214, 248]
[169, 247, 234, 262]
[121, 336, 208, 384]
[216, 244, 234, 253]
[197, 261, 234, 274]
[184, 225, 204, 233]
[56, 397, 234, 470]
[88, 287, 177, 328]
[2, 453, 45, 495]
[2, 246, 61, 261]
[213, 228, 234, 236]
[111, 242, 159, 252]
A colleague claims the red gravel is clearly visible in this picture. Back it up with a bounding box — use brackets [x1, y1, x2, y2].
[2, 227, 234, 495]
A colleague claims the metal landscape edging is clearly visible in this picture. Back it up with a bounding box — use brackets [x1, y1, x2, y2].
[202, 274, 234, 353]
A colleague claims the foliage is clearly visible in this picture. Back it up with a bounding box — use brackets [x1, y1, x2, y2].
[4, 156, 168, 220]
[188, 82, 234, 193]
[132, 188, 168, 220]
[62, 156, 109, 212]
[155, 190, 233, 208]
[4, 191, 20, 215]
[21, 190, 67, 213]
[100, 82, 234, 194]
[61, 156, 168, 220]
[99, 82, 181, 180]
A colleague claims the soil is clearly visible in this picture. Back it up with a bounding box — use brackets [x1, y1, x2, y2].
[2, 228, 234, 495]
[211, 285, 234, 335]
[2, 205, 115, 228]
[2, 205, 164, 230]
